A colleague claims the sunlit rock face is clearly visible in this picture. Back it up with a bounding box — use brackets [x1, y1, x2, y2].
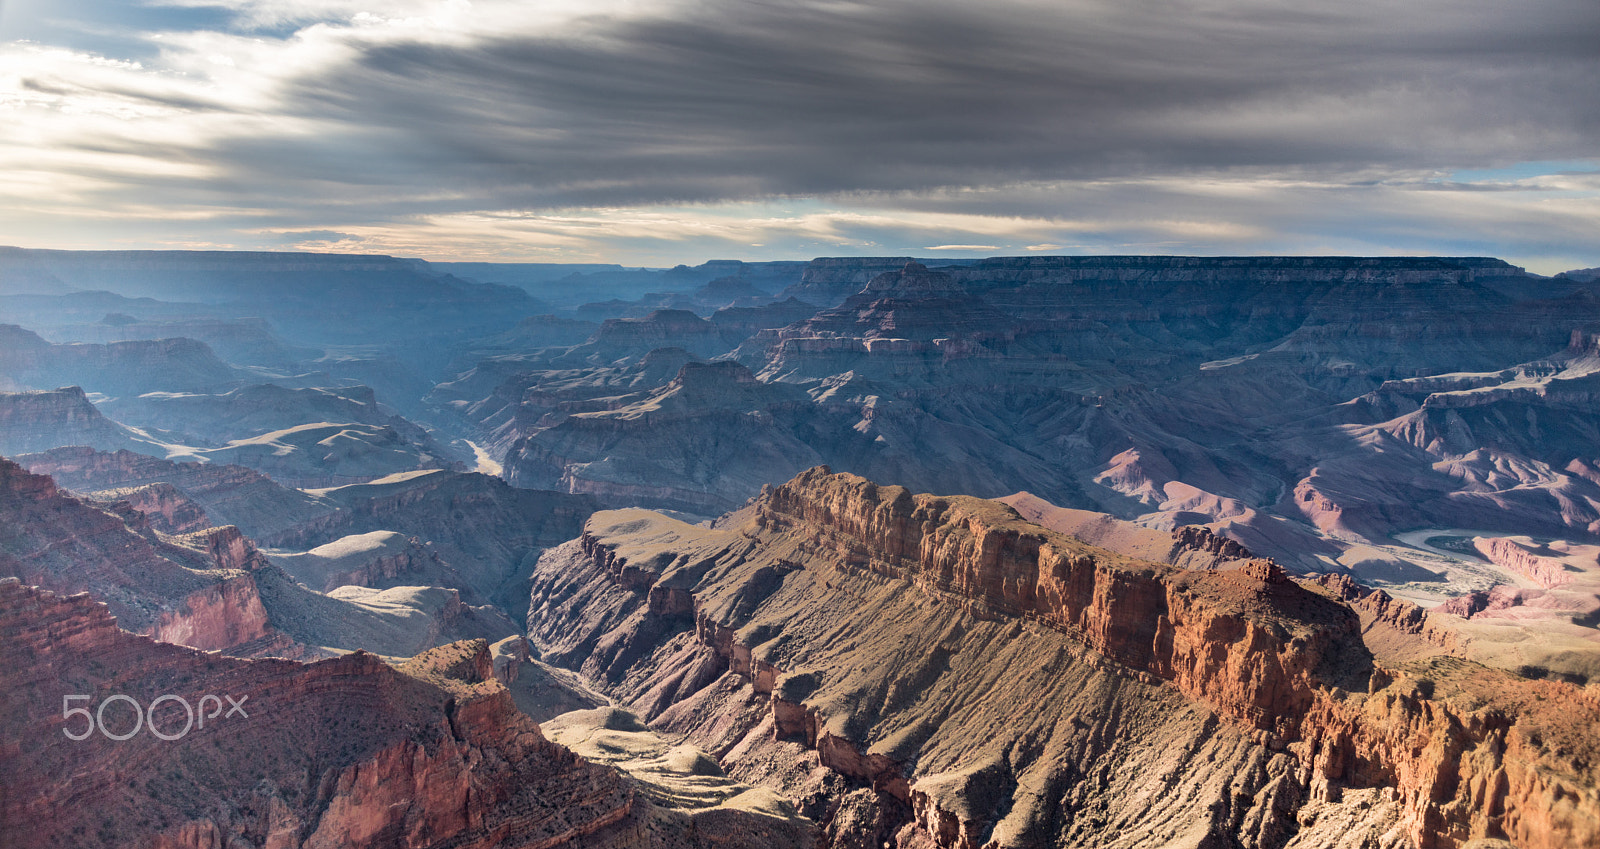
[489, 257, 1600, 591]
[526, 468, 1600, 849]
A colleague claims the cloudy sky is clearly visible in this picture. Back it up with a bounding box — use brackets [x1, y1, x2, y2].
[1, 0, 1596, 271]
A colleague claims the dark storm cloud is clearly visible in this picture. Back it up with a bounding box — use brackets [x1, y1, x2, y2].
[205, 0, 1600, 209]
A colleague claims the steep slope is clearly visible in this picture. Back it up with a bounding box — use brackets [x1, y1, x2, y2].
[0, 583, 788, 849]
[18, 446, 338, 540]
[274, 469, 599, 616]
[0, 386, 154, 455]
[0, 457, 522, 658]
[0, 323, 237, 394]
[525, 468, 1600, 849]
[0, 455, 300, 655]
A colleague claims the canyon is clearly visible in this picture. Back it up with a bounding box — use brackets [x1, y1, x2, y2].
[525, 468, 1600, 849]
[0, 579, 807, 848]
[2, 249, 1599, 848]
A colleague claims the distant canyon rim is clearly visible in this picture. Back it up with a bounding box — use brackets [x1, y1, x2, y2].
[1, 248, 1597, 849]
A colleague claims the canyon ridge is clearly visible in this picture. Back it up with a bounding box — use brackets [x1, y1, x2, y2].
[2, 250, 1597, 849]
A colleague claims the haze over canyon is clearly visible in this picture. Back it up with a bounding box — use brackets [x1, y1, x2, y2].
[0, 248, 1597, 848]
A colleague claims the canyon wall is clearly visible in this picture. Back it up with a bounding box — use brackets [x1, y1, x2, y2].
[0, 579, 655, 848]
[526, 468, 1600, 849]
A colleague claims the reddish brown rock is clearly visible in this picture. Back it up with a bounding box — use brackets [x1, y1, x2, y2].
[528, 468, 1600, 849]
[0, 455, 301, 655]
[89, 481, 213, 534]
[1472, 536, 1577, 589]
[0, 579, 662, 849]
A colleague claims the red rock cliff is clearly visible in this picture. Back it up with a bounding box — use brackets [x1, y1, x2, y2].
[0, 578, 652, 849]
[553, 468, 1600, 849]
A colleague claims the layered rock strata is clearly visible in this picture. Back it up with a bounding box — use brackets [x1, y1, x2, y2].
[19, 446, 338, 540]
[0, 386, 149, 455]
[527, 468, 1600, 849]
[0, 580, 652, 849]
[0, 455, 299, 655]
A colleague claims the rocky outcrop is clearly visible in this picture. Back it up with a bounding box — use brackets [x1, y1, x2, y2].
[1472, 536, 1577, 589]
[0, 386, 150, 455]
[87, 481, 212, 534]
[18, 446, 338, 540]
[527, 469, 1600, 849]
[148, 572, 276, 650]
[0, 580, 672, 849]
[1309, 572, 1460, 662]
[0, 323, 237, 394]
[0, 455, 292, 651]
[1173, 523, 1256, 562]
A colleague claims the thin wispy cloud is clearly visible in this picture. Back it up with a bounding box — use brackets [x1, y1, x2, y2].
[0, 0, 1596, 270]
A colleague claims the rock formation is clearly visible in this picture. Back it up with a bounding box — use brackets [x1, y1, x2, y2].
[525, 468, 1600, 849]
[19, 446, 339, 540]
[86, 481, 213, 534]
[7, 249, 1600, 849]
[0, 456, 536, 659]
[0, 386, 152, 455]
[0, 323, 237, 395]
[0, 455, 298, 655]
[504, 361, 825, 514]
[272, 468, 598, 616]
[268, 530, 463, 593]
[460, 256, 1600, 647]
[0, 579, 796, 849]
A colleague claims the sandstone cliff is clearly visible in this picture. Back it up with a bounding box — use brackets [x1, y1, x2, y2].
[85, 481, 213, 534]
[0, 455, 297, 655]
[525, 468, 1600, 849]
[0, 580, 644, 848]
